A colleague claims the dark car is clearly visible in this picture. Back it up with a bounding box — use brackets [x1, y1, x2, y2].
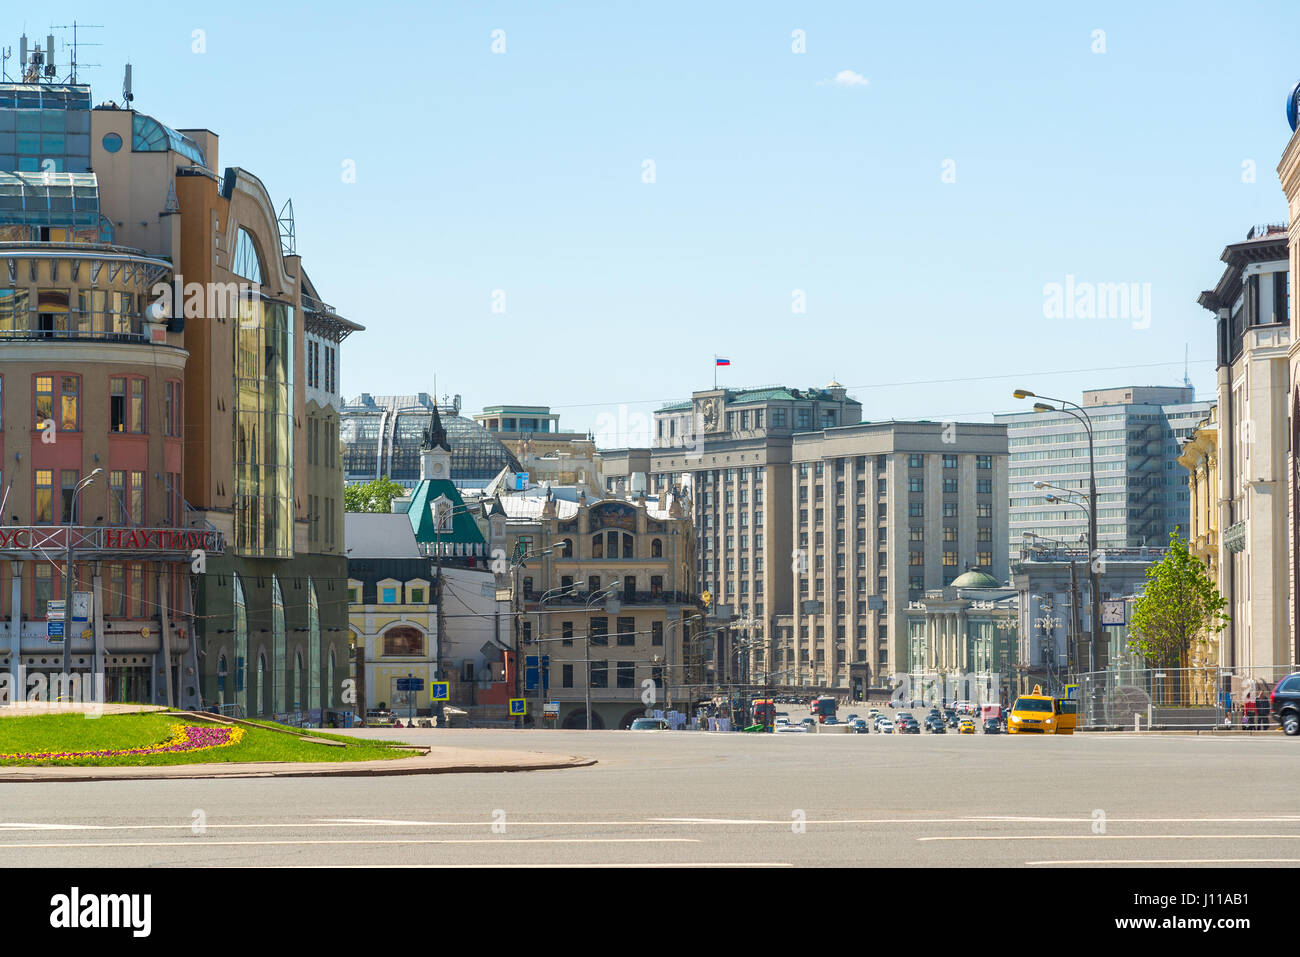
[898, 718, 921, 734]
[982, 719, 1003, 734]
[944, 710, 959, 728]
[850, 718, 870, 734]
[800, 717, 817, 731]
[1270, 673, 1300, 735]
[924, 715, 946, 733]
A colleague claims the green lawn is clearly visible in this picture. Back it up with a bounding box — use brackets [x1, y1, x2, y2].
[0, 712, 416, 767]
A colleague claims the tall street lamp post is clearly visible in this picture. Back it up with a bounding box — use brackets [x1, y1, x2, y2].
[61, 468, 103, 685]
[1014, 390, 1103, 680]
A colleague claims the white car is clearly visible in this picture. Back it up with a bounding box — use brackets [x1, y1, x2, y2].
[775, 717, 791, 727]
[775, 723, 807, 733]
[875, 718, 894, 734]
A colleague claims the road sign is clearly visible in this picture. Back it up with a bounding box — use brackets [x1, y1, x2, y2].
[46, 618, 64, 640]
[430, 682, 449, 701]
[543, 702, 559, 717]
[395, 677, 425, 692]
[509, 698, 527, 716]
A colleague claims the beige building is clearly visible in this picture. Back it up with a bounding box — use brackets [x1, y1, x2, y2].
[781, 422, 1009, 692]
[1277, 134, 1300, 662]
[501, 492, 702, 729]
[1198, 226, 1294, 677]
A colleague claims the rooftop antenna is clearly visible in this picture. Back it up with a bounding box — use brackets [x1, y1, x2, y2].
[0, 46, 10, 82]
[122, 62, 133, 105]
[50, 22, 102, 84]
[1183, 343, 1192, 390]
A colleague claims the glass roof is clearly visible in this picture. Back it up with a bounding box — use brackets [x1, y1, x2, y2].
[342, 409, 523, 487]
[131, 113, 207, 167]
[0, 171, 99, 227]
[0, 84, 91, 111]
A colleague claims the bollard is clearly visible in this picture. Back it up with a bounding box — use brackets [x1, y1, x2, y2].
[1134, 712, 1141, 732]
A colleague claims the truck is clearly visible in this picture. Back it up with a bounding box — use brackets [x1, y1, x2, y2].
[809, 695, 838, 723]
[751, 698, 776, 730]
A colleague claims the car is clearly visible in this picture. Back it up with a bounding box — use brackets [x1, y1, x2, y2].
[845, 713, 859, 722]
[1008, 686, 1077, 734]
[824, 716, 840, 725]
[629, 717, 670, 731]
[897, 718, 921, 734]
[875, 718, 894, 733]
[944, 709, 958, 728]
[775, 722, 807, 733]
[924, 715, 946, 733]
[895, 712, 915, 724]
[958, 718, 976, 734]
[1269, 673, 1300, 735]
[867, 708, 880, 719]
[982, 719, 1002, 734]
[849, 718, 870, 734]
[775, 717, 790, 727]
[800, 717, 817, 731]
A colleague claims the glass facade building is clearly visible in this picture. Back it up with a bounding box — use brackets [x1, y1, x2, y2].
[995, 387, 1214, 565]
[234, 297, 295, 557]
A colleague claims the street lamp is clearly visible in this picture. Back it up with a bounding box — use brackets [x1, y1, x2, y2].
[584, 582, 619, 730]
[61, 468, 103, 686]
[1014, 389, 1103, 687]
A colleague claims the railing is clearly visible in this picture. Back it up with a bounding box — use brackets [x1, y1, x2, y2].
[1070, 665, 1295, 730]
[0, 326, 149, 343]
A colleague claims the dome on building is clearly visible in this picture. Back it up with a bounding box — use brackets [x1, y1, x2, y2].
[951, 569, 1001, 589]
[341, 393, 522, 489]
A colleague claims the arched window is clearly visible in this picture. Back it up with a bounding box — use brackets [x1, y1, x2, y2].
[294, 651, 304, 713]
[383, 626, 424, 657]
[327, 649, 336, 709]
[651, 538, 663, 558]
[272, 577, 286, 716]
[307, 578, 321, 713]
[232, 228, 264, 284]
[591, 533, 604, 559]
[558, 538, 573, 558]
[258, 652, 269, 717]
[232, 574, 248, 716]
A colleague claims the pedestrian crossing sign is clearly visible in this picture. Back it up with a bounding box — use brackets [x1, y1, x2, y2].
[430, 682, 450, 701]
[509, 698, 526, 716]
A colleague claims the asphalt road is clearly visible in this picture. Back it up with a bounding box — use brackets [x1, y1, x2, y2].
[1, 727, 1297, 867]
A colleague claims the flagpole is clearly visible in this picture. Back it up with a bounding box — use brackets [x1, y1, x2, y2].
[713, 355, 717, 390]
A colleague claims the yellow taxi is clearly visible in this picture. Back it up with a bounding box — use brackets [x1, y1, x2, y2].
[1008, 686, 1077, 735]
[957, 717, 976, 734]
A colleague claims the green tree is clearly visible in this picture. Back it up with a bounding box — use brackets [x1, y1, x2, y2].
[344, 477, 407, 513]
[1128, 529, 1229, 670]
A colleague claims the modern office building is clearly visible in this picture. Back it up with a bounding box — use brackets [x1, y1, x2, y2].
[1198, 225, 1293, 677]
[779, 421, 1009, 691]
[341, 392, 522, 490]
[995, 386, 1213, 565]
[0, 41, 360, 716]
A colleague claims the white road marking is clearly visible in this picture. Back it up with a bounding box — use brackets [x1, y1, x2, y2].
[921, 834, 1300, 842]
[279, 862, 794, 868]
[1028, 858, 1300, 865]
[0, 837, 699, 849]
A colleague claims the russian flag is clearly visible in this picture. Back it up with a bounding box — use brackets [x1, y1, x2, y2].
[715, 357, 731, 366]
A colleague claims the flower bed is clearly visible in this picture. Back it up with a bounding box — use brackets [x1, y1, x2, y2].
[0, 723, 245, 761]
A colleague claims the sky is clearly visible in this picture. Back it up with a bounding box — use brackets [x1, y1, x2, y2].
[12, 1, 1299, 441]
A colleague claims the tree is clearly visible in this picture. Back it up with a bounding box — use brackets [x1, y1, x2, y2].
[344, 478, 407, 514]
[1128, 529, 1229, 672]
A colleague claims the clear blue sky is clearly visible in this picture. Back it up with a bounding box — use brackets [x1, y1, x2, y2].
[15, 1, 1298, 438]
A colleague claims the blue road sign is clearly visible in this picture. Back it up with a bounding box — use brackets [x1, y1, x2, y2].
[396, 677, 425, 692]
[430, 682, 450, 701]
[509, 698, 527, 716]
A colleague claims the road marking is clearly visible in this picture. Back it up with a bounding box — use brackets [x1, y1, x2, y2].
[0, 837, 699, 849]
[921, 834, 1300, 842]
[280, 862, 795, 868]
[970, 815, 1300, 823]
[1027, 858, 1300, 866]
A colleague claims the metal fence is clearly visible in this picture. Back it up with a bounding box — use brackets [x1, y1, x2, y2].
[1069, 665, 1296, 730]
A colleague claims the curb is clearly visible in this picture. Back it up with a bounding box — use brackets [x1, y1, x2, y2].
[0, 754, 597, 783]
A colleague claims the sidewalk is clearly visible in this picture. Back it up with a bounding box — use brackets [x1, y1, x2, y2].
[0, 746, 596, 783]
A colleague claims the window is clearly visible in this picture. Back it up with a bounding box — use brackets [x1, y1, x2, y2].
[977, 551, 992, 567]
[944, 502, 958, 518]
[109, 471, 125, 524]
[909, 502, 923, 518]
[772, 409, 786, 427]
[943, 454, 958, 469]
[617, 661, 636, 689]
[34, 564, 53, 616]
[562, 663, 574, 687]
[381, 586, 397, 603]
[943, 551, 958, 566]
[797, 409, 811, 429]
[976, 455, 992, 470]
[978, 527, 992, 542]
[562, 621, 574, 646]
[164, 380, 182, 437]
[908, 454, 923, 468]
[976, 479, 992, 494]
[910, 574, 924, 591]
[588, 575, 601, 594]
[909, 551, 924, 566]
[129, 471, 144, 524]
[409, 587, 425, 603]
[977, 503, 992, 518]
[591, 617, 608, 646]
[34, 469, 53, 523]
[382, 626, 423, 656]
[944, 526, 957, 542]
[908, 477, 923, 493]
[130, 379, 145, 433]
[943, 478, 958, 493]
[877, 477, 886, 495]
[652, 621, 663, 646]
[60, 469, 78, 523]
[617, 616, 636, 646]
[109, 376, 146, 433]
[590, 661, 608, 688]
